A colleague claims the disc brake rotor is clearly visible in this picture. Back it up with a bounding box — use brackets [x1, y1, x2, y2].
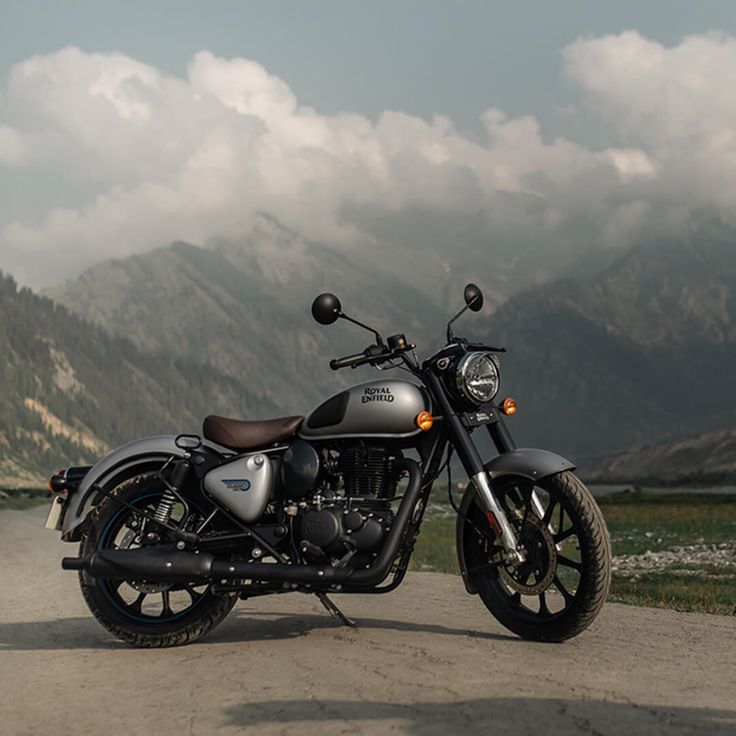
[499, 514, 557, 595]
[128, 579, 172, 593]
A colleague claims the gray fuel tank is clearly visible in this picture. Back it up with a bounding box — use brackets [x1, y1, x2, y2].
[300, 379, 429, 440]
[203, 452, 273, 523]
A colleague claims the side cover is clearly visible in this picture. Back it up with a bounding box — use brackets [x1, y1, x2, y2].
[60, 435, 190, 541]
[202, 453, 273, 523]
[455, 449, 576, 594]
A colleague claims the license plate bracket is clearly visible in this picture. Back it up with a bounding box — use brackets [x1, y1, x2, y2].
[44, 497, 64, 530]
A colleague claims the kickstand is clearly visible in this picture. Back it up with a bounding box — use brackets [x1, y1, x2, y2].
[316, 593, 357, 628]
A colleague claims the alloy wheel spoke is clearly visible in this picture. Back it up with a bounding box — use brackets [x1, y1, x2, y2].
[558, 554, 583, 572]
[184, 584, 204, 603]
[161, 590, 173, 618]
[538, 592, 550, 616]
[499, 490, 517, 518]
[129, 592, 147, 613]
[107, 578, 126, 594]
[553, 575, 574, 603]
[554, 526, 576, 543]
[502, 488, 516, 510]
[542, 499, 558, 526]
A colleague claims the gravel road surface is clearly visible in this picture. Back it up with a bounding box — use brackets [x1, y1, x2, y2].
[1, 506, 734, 736]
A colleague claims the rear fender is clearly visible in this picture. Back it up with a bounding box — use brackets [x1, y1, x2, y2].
[60, 436, 188, 542]
[455, 449, 576, 594]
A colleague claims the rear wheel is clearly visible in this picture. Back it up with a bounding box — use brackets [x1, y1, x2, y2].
[79, 476, 237, 647]
[462, 471, 611, 641]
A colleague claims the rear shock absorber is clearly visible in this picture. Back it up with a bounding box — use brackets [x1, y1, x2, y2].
[153, 459, 191, 527]
[153, 490, 177, 525]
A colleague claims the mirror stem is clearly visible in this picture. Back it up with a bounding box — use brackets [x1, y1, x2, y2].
[339, 312, 385, 346]
[446, 304, 470, 342]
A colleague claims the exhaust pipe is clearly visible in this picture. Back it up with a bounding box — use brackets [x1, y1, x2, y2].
[63, 546, 216, 581]
[62, 458, 422, 588]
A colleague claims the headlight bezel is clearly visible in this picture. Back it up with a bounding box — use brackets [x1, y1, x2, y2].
[454, 351, 501, 405]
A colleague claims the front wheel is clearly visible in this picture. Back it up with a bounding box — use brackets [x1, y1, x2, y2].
[461, 471, 611, 641]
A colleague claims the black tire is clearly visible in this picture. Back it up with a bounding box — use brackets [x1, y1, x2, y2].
[78, 476, 237, 648]
[462, 471, 611, 642]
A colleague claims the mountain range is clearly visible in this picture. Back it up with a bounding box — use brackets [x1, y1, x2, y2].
[3, 217, 735, 484]
[587, 427, 736, 484]
[485, 223, 736, 461]
[0, 274, 276, 485]
[44, 216, 449, 412]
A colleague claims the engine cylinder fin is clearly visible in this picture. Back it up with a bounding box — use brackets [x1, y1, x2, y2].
[338, 446, 398, 499]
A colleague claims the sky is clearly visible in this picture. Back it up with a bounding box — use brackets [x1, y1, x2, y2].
[2, 1, 736, 287]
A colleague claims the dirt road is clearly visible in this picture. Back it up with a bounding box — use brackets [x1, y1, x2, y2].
[1, 506, 734, 736]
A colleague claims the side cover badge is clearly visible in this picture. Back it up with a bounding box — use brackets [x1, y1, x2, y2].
[222, 479, 252, 493]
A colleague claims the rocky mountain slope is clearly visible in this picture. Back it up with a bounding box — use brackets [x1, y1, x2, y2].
[45, 217, 450, 411]
[586, 428, 736, 484]
[486, 223, 736, 460]
[0, 274, 277, 484]
[36, 219, 736, 472]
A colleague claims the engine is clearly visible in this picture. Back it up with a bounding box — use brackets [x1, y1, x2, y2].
[293, 444, 400, 567]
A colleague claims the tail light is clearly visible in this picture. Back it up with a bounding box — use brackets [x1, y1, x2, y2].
[49, 470, 69, 495]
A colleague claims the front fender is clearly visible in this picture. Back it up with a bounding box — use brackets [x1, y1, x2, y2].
[455, 448, 576, 594]
[60, 436, 187, 541]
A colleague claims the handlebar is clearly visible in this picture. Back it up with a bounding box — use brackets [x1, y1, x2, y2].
[329, 351, 372, 370]
[329, 341, 414, 371]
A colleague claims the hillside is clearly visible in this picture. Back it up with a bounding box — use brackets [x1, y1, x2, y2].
[586, 428, 736, 484]
[484, 224, 736, 460]
[0, 274, 276, 484]
[39, 220, 736, 468]
[44, 217, 449, 410]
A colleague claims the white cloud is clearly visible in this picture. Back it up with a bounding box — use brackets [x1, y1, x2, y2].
[604, 149, 657, 182]
[564, 31, 736, 209]
[1, 34, 735, 286]
[0, 124, 26, 164]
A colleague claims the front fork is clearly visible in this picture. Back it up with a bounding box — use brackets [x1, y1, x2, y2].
[470, 470, 526, 565]
[425, 373, 526, 565]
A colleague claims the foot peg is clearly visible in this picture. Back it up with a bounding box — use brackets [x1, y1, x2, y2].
[316, 593, 356, 628]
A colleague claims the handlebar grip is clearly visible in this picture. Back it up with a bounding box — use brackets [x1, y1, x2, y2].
[330, 352, 367, 370]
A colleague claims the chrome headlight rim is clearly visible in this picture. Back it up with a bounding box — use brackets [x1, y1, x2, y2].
[455, 351, 500, 405]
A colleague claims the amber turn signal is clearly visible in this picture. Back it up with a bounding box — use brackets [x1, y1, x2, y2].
[415, 411, 434, 430]
[501, 397, 518, 416]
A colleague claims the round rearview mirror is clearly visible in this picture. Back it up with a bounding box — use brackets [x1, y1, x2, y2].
[311, 293, 342, 325]
[464, 283, 484, 312]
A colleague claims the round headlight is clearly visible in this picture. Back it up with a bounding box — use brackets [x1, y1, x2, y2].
[455, 352, 500, 404]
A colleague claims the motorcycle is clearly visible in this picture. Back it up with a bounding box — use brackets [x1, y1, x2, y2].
[47, 284, 611, 647]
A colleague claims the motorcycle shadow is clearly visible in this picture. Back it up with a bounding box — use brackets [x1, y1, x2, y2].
[208, 606, 516, 644]
[0, 616, 127, 651]
[0, 608, 514, 650]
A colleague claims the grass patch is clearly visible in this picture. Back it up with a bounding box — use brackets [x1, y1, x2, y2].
[610, 572, 736, 616]
[411, 506, 458, 574]
[598, 491, 736, 556]
[0, 487, 49, 510]
[411, 489, 736, 616]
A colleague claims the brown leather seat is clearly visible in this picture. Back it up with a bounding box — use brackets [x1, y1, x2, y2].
[202, 414, 304, 451]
